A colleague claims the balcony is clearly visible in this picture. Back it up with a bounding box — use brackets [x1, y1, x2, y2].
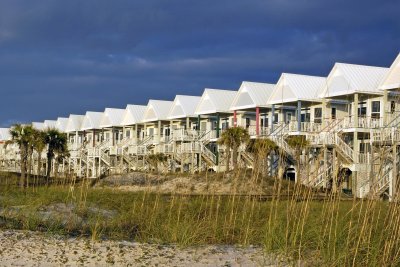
[288, 121, 322, 133]
[342, 116, 383, 129]
[247, 126, 271, 136]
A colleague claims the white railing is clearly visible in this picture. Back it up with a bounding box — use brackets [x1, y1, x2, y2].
[288, 122, 322, 132]
[199, 130, 218, 143]
[386, 111, 400, 127]
[333, 134, 354, 161]
[138, 135, 154, 146]
[154, 144, 174, 154]
[116, 137, 134, 148]
[371, 128, 400, 143]
[269, 135, 295, 157]
[202, 144, 217, 164]
[359, 164, 391, 198]
[342, 116, 383, 129]
[136, 145, 147, 155]
[306, 164, 332, 188]
[180, 142, 202, 153]
[247, 126, 271, 136]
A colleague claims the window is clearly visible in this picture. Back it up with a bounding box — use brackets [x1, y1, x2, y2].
[200, 122, 207, 131]
[371, 101, 380, 119]
[314, 108, 322, 123]
[165, 128, 170, 137]
[331, 107, 337, 119]
[286, 113, 292, 123]
[358, 102, 367, 117]
[222, 120, 229, 130]
[260, 118, 264, 128]
[391, 101, 396, 114]
[273, 113, 278, 124]
[245, 118, 251, 128]
[125, 130, 131, 138]
[212, 121, 218, 130]
[301, 113, 310, 122]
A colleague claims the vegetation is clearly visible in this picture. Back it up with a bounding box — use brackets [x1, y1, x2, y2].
[247, 138, 278, 177]
[286, 135, 310, 183]
[0, 171, 400, 266]
[7, 124, 35, 187]
[218, 126, 250, 171]
[44, 128, 68, 182]
[6, 125, 68, 187]
[147, 153, 168, 173]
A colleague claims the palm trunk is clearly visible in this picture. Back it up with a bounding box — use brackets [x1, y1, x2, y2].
[46, 151, 53, 186]
[225, 147, 230, 171]
[296, 150, 301, 183]
[20, 146, 27, 188]
[253, 153, 260, 177]
[232, 145, 238, 171]
[37, 151, 42, 184]
[27, 146, 33, 188]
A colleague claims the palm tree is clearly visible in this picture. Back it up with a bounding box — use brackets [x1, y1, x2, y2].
[286, 135, 310, 183]
[31, 129, 47, 178]
[7, 124, 35, 187]
[247, 138, 278, 176]
[218, 127, 250, 171]
[147, 153, 168, 173]
[44, 128, 68, 184]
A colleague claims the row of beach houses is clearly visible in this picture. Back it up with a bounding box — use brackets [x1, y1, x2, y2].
[1, 53, 400, 199]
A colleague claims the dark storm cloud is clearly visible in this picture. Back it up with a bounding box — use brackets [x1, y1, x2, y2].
[0, 0, 399, 126]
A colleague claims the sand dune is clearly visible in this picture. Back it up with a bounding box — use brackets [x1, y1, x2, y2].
[0, 230, 285, 266]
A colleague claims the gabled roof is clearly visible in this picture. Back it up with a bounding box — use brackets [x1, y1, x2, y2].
[380, 53, 400, 90]
[0, 128, 11, 141]
[81, 112, 103, 131]
[142, 100, 174, 122]
[32, 122, 45, 130]
[43, 120, 57, 129]
[121, 105, 147, 126]
[100, 108, 125, 128]
[168, 95, 201, 119]
[55, 118, 69, 132]
[65, 115, 85, 133]
[230, 81, 275, 110]
[319, 63, 389, 98]
[195, 89, 237, 115]
[268, 74, 326, 105]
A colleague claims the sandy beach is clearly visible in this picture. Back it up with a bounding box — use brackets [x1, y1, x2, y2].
[0, 230, 285, 267]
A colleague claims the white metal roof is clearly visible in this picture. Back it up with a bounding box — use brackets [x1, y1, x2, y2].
[81, 112, 104, 131]
[32, 122, 45, 130]
[0, 128, 11, 141]
[268, 73, 327, 105]
[65, 115, 85, 133]
[195, 89, 237, 115]
[100, 108, 125, 128]
[121, 105, 147, 126]
[168, 95, 201, 119]
[319, 63, 389, 98]
[43, 120, 57, 129]
[380, 53, 400, 90]
[142, 100, 174, 122]
[55, 117, 69, 132]
[230, 81, 275, 110]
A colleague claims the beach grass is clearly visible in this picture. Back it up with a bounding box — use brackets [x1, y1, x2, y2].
[0, 171, 399, 266]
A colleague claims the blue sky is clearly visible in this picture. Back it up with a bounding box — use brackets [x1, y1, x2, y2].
[0, 0, 399, 126]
